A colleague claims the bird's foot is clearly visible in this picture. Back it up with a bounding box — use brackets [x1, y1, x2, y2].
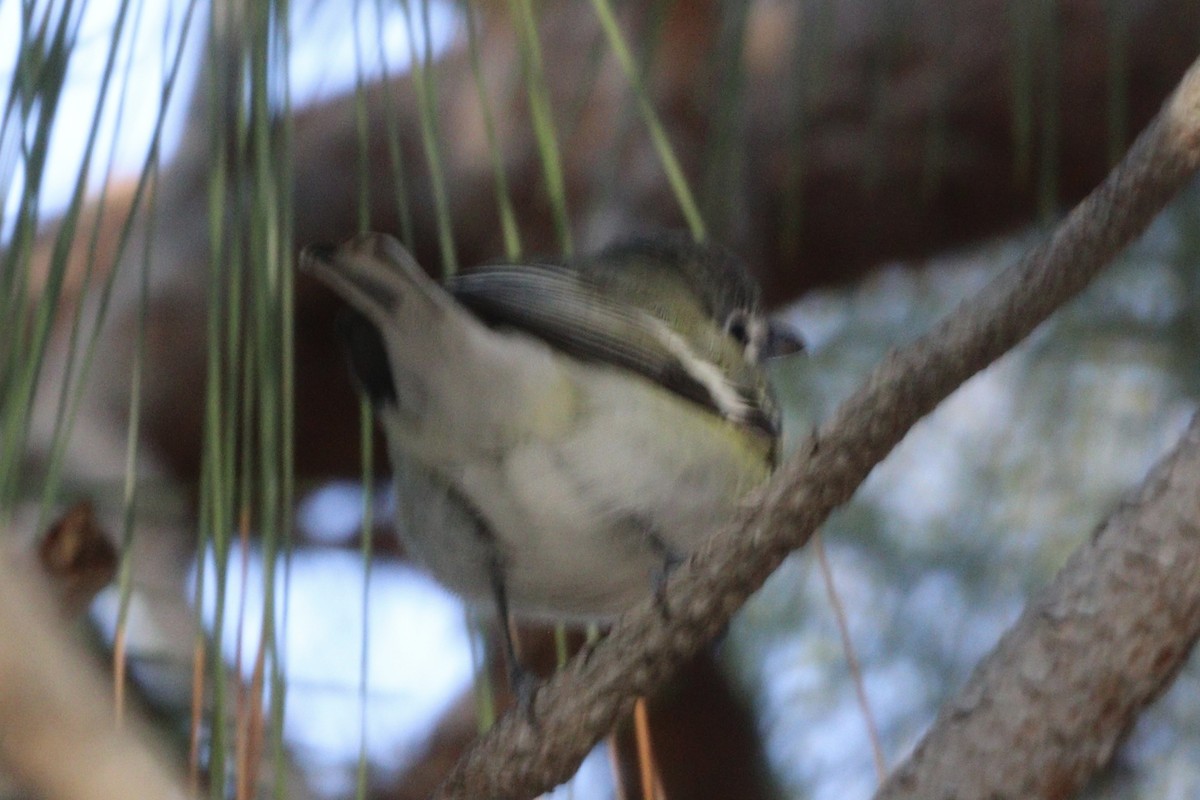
[652, 552, 684, 620]
[508, 661, 542, 727]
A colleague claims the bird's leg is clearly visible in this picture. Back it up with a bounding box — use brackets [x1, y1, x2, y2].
[646, 531, 684, 620]
[488, 556, 539, 720]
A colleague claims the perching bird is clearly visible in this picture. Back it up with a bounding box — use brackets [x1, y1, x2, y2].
[301, 231, 799, 684]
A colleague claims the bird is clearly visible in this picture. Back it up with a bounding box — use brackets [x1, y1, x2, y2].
[300, 231, 800, 688]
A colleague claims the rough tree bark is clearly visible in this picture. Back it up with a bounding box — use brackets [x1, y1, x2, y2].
[876, 412, 1200, 798]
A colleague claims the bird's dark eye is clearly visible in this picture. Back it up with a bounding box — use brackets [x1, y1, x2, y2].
[726, 312, 750, 345]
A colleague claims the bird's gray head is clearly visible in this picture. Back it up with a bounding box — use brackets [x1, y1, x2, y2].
[586, 231, 803, 365]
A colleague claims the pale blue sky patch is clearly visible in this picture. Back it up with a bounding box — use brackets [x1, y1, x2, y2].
[190, 545, 474, 782]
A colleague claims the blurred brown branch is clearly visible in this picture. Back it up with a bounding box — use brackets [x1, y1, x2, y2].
[275, 0, 1200, 300]
[0, 535, 190, 800]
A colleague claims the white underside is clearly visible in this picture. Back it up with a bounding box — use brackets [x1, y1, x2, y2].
[381, 315, 770, 621]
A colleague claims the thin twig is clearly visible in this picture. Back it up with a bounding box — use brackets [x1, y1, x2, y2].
[814, 532, 886, 782]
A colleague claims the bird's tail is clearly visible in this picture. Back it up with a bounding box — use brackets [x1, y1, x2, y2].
[300, 233, 562, 450]
[300, 233, 447, 332]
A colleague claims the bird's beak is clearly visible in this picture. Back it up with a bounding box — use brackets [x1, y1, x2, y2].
[761, 321, 805, 360]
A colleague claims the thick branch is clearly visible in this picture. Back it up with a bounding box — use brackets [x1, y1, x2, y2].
[876, 411, 1200, 797]
[434, 56, 1200, 800]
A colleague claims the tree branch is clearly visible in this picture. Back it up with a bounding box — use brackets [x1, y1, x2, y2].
[434, 55, 1200, 800]
[877, 408, 1200, 798]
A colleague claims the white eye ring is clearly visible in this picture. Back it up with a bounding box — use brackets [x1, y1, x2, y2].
[725, 311, 751, 346]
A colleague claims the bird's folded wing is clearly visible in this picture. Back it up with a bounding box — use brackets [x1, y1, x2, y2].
[447, 266, 765, 432]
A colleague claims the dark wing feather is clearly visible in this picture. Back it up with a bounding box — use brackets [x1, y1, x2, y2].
[447, 266, 735, 427]
[336, 308, 397, 405]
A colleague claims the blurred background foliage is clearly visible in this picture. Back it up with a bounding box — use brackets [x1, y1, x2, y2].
[2, 0, 1199, 798]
